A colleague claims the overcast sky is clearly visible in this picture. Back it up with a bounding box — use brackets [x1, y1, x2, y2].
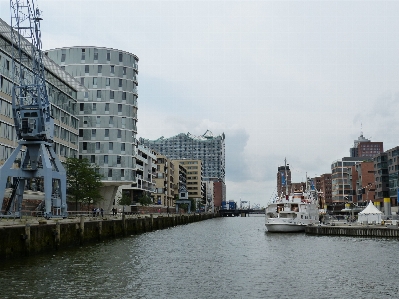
[1, 0, 399, 207]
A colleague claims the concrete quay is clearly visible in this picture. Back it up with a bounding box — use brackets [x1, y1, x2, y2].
[305, 223, 399, 238]
[0, 212, 216, 261]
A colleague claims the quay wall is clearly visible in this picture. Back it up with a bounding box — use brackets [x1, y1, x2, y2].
[305, 224, 399, 238]
[0, 213, 215, 261]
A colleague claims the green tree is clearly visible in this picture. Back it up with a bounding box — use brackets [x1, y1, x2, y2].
[138, 192, 152, 206]
[117, 191, 131, 206]
[65, 157, 103, 211]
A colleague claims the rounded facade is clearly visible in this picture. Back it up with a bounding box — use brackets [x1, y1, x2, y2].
[46, 47, 138, 183]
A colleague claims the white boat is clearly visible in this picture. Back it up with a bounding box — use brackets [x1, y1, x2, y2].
[265, 189, 319, 232]
[265, 160, 319, 232]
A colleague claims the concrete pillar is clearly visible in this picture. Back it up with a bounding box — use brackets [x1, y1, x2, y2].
[384, 198, 391, 218]
[374, 201, 381, 211]
[98, 185, 119, 216]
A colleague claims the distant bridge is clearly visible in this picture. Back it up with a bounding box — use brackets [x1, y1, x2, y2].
[219, 209, 265, 217]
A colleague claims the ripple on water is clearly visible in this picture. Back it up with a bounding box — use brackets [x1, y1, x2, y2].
[1, 217, 399, 298]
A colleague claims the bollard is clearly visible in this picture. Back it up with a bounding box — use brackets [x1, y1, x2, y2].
[79, 215, 85, 245]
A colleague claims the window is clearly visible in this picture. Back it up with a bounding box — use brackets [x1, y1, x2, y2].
[84, 91, 88, 99]
[108, 169, 112, 178]
[85, 65, 89, 74]
[109, 116, 113, 125]
[117, 156, 121, 164]
[94, 49, 98, 60]
[83, 142, 87, 150]
[119, 52, 123, 62]
[80, 77, 84, 85]
[81, 48, 85, 60]
[122, 92, 126, 101]
[105, 129, 109, 137]
[119, 79, 122, 87]
[93, 77, 97, 85]
[96, 142, 100, 151]
[105, 103, 109, 112]
[96, 116, 101, 125]
[92, 103, 96, 112]
[123, 67, 126, 75]
[110, 91, 114, 100]
[121, 169, 125, 178]
[61, 49, 66, 62]
[98, 65, 102, 73]
[117, 129, 121, 138]
[79, 129, 83, 137]
[118, 104, 122, 113]
[104, 155, 108, 164]
[97, 90, 101, 98]
[107, 50, 110, 61]
[110, 65, 114, 74]
[106, 78, 110, 87]
[92, 129, 96, 138]
[121, 143, 125, 152]
[91, 155, 95, 163]
[79, 103, 84, 111]
[109, 142, 113, 151]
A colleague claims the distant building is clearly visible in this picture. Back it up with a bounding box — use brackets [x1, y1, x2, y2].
[319, 173, 332, 207]
[385, 146, 399, 207]
[350, 132, 383, 158]
[354, 161, 375, 204]
[331, 157, 370, 203]
[277, 164, 291, 197]
[373, 152, 389, 203]
[139, 131, 225, 182]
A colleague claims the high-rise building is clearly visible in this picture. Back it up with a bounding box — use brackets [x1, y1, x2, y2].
[373, 152, 389, 202]
[0, 18, 81, 167]
[277, 165, 291, 197]
[46, 47, 139, 211]
[350, 132, 383, 157]
[140, 130, 225, 182]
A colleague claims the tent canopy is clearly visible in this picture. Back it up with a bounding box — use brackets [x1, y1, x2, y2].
[358, 201, 383, 215]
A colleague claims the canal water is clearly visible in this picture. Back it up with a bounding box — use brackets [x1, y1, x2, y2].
[1, 216, 398, 299]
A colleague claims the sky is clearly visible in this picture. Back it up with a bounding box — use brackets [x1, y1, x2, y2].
[1, 0, 399, 207]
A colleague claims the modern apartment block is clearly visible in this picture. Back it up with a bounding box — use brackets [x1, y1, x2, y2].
[174, 159, 204, 205]
[139, 130, 225, 182]
[331, 157, 368, 203]
[124, 145, 156, 202]
[374, 152, 389, 202]
[154, 154, 175, 207]
[385, 146, 399, 206]
[0, 18, 81, 168]
[354, 161, 375, 204]
[46, 46, 139, 211]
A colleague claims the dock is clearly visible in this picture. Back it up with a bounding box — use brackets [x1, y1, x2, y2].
[305, 223, 399, 238]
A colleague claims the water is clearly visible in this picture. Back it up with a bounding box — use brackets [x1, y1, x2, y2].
[1, 216, 398, 299]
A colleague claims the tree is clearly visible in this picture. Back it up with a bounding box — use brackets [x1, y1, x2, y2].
[138, 192, 152, 206]
[117, 191, 131, 206]
[65, 157, 103, 211]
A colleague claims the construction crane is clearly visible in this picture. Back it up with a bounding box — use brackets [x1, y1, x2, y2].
[0, 0, 67, 218]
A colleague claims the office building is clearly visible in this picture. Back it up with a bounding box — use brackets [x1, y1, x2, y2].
[46, 46, 139, 211]
[0, 18, 81, 168]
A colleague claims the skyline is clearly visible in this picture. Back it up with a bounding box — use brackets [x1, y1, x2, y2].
[1, 1, 399, 206]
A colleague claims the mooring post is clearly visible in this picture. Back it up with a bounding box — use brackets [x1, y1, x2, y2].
[24, 223, 30, 255]
[79, 215, 85, 245]
[55, 221, 61, 249]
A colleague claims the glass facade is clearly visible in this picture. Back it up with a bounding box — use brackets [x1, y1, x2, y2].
[46, 47, 138, 183]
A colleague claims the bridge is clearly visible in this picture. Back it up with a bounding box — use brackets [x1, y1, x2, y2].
[219, 209, 264, 217]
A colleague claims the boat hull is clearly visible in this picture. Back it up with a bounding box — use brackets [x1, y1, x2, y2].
[265, 223, 305, 233]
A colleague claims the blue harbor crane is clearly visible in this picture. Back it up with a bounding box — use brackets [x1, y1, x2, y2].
[0, 0, 67, 218]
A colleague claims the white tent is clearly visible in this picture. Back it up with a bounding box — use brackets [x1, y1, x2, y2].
[358, 201, 383, 224]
